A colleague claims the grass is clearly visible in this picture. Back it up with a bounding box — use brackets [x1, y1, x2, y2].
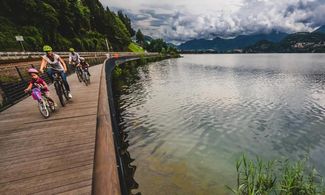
[128, 42, 145, 53]
[227, 155, 325, 195]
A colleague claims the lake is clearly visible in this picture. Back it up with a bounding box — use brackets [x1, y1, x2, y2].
[113, 54, 325, 194]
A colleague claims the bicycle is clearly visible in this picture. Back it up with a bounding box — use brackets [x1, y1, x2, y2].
[29, 88, 55, 118]
[81, 67, 90, 86]
[52, 69, 70, 106]
[72, 62, 83, 82]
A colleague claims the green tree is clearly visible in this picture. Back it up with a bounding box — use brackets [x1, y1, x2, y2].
[0, 0, 135, 51]
[118, 10, 135, 37]
[112, 14, 131, 50]
[136, 29, 145, 46]
[147, 38, 168, 52]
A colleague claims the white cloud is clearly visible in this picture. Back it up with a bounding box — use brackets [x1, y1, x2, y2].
[100, 0, 325, 44]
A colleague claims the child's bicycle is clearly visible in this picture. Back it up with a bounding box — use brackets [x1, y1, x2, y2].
[29, 88, 55, 118]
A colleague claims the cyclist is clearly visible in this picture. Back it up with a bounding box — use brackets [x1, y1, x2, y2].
[68, 48, 82, 82]
[69, 48, 80, 67]
[79, 57, 91, 76]
[24, 68, 56, 106]
[39, 45, 72, 99]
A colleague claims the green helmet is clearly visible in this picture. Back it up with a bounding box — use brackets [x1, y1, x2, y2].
[69, 48, 75, 52]
[43, 45, 52, 52]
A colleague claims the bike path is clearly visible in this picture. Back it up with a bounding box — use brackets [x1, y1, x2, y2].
[0, 64, 103, 194]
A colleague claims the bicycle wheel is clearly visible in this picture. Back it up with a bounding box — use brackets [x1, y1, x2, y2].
[47, 98, 56, 112]
[38, 99, 50, 118]
[86, 74, 90, 85]
[61, 81, 70, 101]
[83, 71, 88, 86]
[87, 73, 91, 84]
[77, 68, 82, 82]
[55, 82, 65, 107]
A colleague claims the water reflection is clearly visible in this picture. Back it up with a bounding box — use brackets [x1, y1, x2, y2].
[113, 54, 325, 195]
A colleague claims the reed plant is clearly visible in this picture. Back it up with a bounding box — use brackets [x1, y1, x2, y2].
[227, 155, 325, 195]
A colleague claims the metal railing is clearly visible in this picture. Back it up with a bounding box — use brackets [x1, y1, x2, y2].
[0, 51, 106, 59]
[0, 52, 159, 111]
[0, 52, 158, 60]
[0, 57, 107, 111]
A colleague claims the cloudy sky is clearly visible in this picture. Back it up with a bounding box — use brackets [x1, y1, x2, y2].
[100, 0, 325, 44]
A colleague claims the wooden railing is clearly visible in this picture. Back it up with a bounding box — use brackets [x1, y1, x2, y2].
[93, 54, 161, 195]
[93, 60, 121, 195]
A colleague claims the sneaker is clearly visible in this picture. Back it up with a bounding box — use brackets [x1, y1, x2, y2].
[68, 93, 72, 99]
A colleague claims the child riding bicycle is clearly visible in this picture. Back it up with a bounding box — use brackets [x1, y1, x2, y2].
[79, 57, 91, 76]
[24, 68, 56, 106]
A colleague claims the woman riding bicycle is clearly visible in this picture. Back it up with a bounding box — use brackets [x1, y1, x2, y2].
[39, 45, 72, 99]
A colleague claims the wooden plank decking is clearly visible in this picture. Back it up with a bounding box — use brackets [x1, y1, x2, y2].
[0, 64, 104, 194]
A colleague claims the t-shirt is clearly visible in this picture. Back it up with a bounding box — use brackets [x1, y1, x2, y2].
[30, 77, 49, 92]
[69, 52, 80, 63]
[42, 54, 64, 71]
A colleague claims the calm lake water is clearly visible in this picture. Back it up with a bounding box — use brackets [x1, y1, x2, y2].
[113, 54, 325, 194]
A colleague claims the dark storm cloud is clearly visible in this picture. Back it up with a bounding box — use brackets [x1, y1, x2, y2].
[110, 0, 325, 44]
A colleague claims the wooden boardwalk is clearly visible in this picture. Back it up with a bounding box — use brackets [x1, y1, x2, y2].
[0, 64, 104, 194]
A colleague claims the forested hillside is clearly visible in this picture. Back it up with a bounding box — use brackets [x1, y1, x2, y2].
[245, 32, 325, 53]
[0, 0, 133, 51]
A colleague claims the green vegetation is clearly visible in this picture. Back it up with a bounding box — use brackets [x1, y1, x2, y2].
[144, 39, 180, 56]
[245, 32, 325, 53]
[227, 155, 325, 195]
[128, 42, 144, 53]
[136, 29, 145, 46]
[112, 56, 170, 81]
[135, 29, 180, 55]
[0, 0, 134, 51]
[0, 0, 180, 54]
[117, 10, 135, 37]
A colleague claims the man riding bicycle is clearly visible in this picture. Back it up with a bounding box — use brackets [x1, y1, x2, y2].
[40, 45, 72, 99]
[69, 48, 80, 68]
[69, 48, 83, 82]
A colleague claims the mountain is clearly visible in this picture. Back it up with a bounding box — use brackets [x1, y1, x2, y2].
[144, 35, 154, 42]
[178, 31, 288, 52]
[245, 32, 325, 53]
[167, 42, 177, 48]
[313, 25, 325, 33]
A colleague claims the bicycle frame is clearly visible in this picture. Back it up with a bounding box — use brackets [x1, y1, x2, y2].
[52, 70, 69, 106]
[52, 71, 62, 82]
[80, 67, 90, 85]
[30, 88, 53, 118]
[31, 88, 43, 101]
